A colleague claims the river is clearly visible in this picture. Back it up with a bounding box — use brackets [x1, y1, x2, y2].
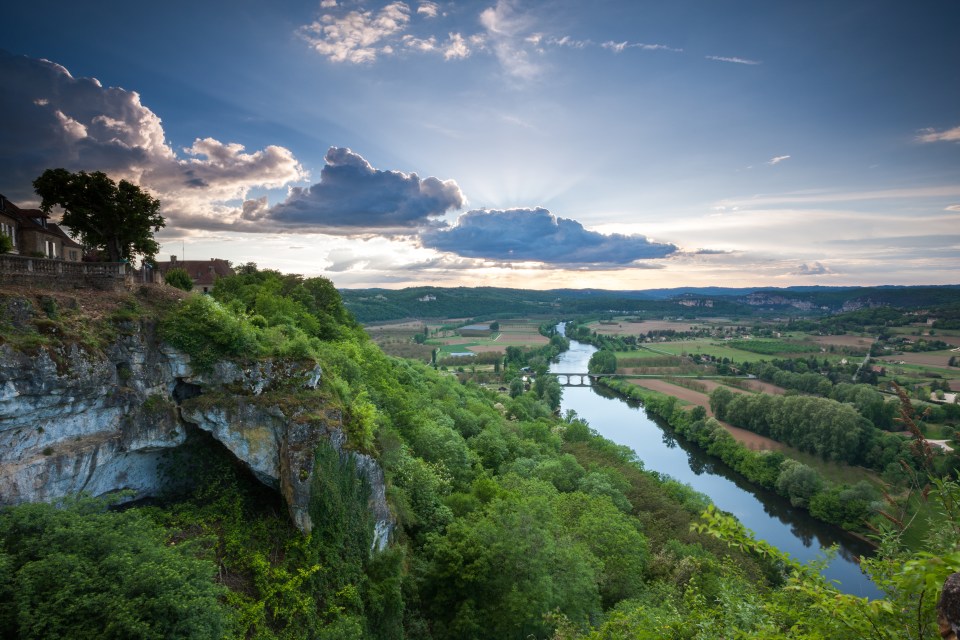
[551, 336, 881, 598]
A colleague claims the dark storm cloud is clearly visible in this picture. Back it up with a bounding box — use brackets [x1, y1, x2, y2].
[420, 207, 677, 264]
[0, 50, 304, 225]
[0, 50, 154, 197]
[266, 147, 465, 234]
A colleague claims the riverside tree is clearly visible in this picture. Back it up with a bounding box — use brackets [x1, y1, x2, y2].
[33, 169, 164, 263]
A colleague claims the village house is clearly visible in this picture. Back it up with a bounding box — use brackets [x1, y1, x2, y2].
[154, 256, 234, 293]
[0, 194, 83, 261]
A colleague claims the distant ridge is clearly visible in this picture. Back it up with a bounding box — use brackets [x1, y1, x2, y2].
[339, 284, 960, 323]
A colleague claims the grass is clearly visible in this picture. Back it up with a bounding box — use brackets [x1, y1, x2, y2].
[640, 340, 783, 363]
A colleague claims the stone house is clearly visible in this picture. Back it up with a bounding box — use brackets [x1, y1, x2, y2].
[0, 194, 83, 261]
[154, 256, 234, 293]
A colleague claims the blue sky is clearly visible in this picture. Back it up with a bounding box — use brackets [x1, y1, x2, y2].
[3, 0, 959, 288]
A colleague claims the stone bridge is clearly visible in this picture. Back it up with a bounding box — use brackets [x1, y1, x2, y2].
[550, 372, 622, 387]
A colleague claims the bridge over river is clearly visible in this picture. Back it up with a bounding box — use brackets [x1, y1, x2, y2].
[550, 372, 753, 387]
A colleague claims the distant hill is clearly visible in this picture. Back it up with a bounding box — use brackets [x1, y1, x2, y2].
[339, 284, 960, 323]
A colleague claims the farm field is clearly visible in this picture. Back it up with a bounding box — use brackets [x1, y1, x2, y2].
[366, 318, 550, 360]
[634, 339, 804, 364]
[622, 377, 883, 486]
[877, 349, 957, 368]
[428, 321, 548, 356]
[809, 334, 875, 350]
[590, 320, 715, 335]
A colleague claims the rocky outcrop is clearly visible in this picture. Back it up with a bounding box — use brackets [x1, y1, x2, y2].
[0, 300, 392, 547]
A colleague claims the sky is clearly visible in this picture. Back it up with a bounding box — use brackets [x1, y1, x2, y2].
[2, 0, 959, 290]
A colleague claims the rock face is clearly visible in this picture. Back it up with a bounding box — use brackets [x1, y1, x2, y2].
[0, 306, 393, 547]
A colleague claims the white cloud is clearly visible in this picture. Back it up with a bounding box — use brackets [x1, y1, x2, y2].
[947, 204, 960, 212]
[0, 51, 305, 232]
[298, 1, 411, 63]
[601, 40, 682, 53]
[478, 0, 541, 79]
[320, 0, 337, 7]
[767, 155, 791, 165]
[402, 34, 437, 52]
[548, 36, 591, 49]
[706, 55, 761, 65]
[417, 1, 439, 18]
[443, 33, 471, 59]
[916, 125, 960, 143]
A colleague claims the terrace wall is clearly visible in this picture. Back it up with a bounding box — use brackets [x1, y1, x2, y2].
[0, 254, 161, 291]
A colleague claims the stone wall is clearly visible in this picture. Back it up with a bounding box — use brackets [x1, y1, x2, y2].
[0, 253, 163, 290]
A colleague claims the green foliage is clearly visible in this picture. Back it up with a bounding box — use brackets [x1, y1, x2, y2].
[601, 377, 881, 533]
[0, 496, 228, 639]
[776, 459, 824, 507]
[726, 339, 818, 355]
[164, 267, 194, 291]
[419, 477, 604, 639]
[160, 294, 261, 371]
[0, 232, 12, 254]
[149, 435, 405, 640]
[33, 168, 164, 262]
[587, 349, 617, 374]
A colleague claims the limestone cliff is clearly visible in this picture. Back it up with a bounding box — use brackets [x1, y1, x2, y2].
[0, 290, 393, 548]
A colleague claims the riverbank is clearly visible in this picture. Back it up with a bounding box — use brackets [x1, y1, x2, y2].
[551, 336, 880, 597]
[594, 376, 883, 541]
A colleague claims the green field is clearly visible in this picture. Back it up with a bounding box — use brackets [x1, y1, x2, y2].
[636, 340, 794, 363]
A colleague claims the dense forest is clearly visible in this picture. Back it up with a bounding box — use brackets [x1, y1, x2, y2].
[1, 270, 959, 638]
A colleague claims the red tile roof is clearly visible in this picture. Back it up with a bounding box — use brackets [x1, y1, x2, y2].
[155, 258, 234, 286]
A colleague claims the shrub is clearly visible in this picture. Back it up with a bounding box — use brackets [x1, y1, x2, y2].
[164, 267, 193, 291]
[160, 295, 261, 371]
[0, 497, 229, 638]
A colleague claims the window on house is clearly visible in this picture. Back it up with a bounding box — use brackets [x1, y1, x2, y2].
[0, 222, 14, 247]
[44, 240, 57, 259]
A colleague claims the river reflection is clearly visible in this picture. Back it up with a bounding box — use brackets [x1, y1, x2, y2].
[552, 337, 881, 598]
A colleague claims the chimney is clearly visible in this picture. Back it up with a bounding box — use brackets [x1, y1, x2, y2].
[170, 255, 177, 264]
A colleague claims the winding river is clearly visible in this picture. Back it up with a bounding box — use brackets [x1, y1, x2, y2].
[551, 336, 881, 598]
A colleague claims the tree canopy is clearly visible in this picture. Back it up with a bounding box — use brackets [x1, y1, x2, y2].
[164, 267, 193, 291]
[33, 169, 164, 263]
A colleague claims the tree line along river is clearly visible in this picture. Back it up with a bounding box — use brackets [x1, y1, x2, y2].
[550, 333, 881, 598]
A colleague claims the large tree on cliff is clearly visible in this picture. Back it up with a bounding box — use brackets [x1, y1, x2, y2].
[33, 169, 164, 263]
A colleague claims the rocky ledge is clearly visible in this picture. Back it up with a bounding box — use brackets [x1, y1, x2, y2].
[0, 296, 392, 548]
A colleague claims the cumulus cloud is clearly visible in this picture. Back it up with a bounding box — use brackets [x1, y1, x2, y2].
[0, 51, 305, 230]
[417, 1, 439, 17]
[916, 125, 960, 143]
[298, 1, 411, 63]
[299, 1, 476, 64]
[296, 2, 686, 76]
[443, 33, 471, 59]
[421, 207, 677, 264]
[791, 262, 834, 276]
[265, 147, 464, 234]
[706, 55, 761, 65]
[767, 155, 791, 165]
